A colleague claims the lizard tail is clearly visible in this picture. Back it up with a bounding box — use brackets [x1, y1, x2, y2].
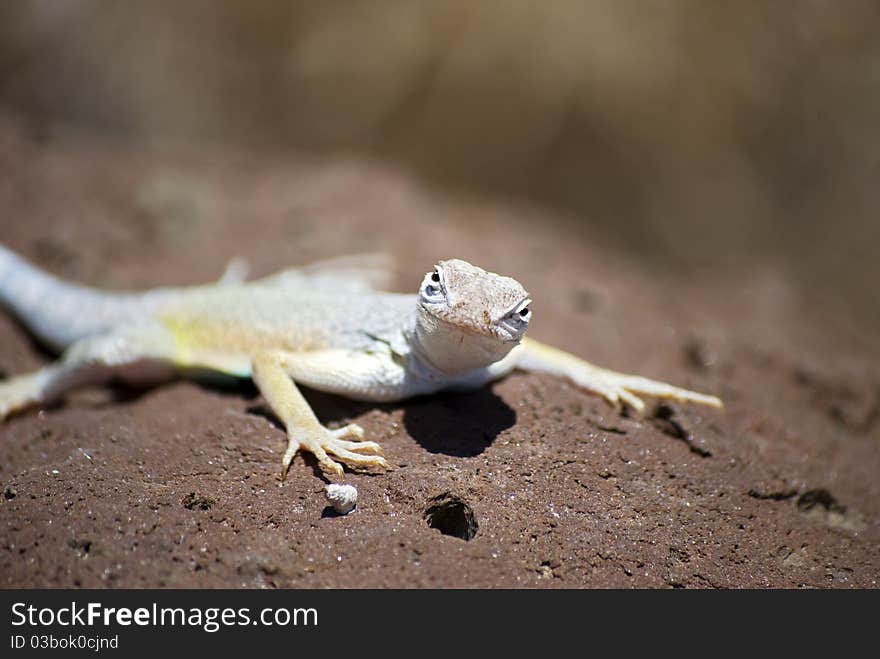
[0, 244, 162, 352]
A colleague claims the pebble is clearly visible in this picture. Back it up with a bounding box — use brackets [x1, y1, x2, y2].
[325, 483, 358, 515]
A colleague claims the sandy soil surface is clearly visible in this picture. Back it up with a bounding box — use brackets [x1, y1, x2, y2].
[1, 114, 878, 588]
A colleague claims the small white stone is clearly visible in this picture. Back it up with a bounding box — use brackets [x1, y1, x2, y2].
[325, 483, 358, 515]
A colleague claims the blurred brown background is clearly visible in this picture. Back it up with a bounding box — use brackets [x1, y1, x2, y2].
[1, 0, 878, 328]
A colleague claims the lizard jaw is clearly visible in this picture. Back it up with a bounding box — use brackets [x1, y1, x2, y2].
[411, 312, 520, 376]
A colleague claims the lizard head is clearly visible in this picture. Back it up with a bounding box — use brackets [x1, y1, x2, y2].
[413, 259, 531, 375]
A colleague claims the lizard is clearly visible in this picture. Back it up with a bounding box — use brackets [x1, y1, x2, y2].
[0, 244, 722, 477]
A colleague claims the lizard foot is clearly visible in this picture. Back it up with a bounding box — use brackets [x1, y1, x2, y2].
[0, 374, 42, 421]
[281, 423, 388, 479]
[577, 371, 723, 416]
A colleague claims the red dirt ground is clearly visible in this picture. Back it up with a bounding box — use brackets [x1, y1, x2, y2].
[1, 114, 878, 588]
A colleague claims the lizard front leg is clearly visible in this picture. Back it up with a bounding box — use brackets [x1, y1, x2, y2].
[514, 337, 723, 414]
[250, 350, 389, 478]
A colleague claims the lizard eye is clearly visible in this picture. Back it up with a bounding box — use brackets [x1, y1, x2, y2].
[498, 299, 532, 337]
[504, 300, 532, 329]
[420, 269, 445, 303]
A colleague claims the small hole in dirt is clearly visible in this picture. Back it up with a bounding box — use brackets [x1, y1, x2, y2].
[68, 539, 92, 557]
[182, 493, 214, 511]
[797, 488, 843, 513]
[424, 492, 478, 541]
[3, 487, 16, 500]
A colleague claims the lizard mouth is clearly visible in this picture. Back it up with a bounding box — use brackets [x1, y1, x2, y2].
[426, 312, 522, 344]
[414, 309, 522, 375]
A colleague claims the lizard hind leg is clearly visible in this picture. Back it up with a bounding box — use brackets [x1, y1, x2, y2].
[0, 324, 177, 421]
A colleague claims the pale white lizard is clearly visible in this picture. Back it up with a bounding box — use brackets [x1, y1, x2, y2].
[0, 245, 722, 477]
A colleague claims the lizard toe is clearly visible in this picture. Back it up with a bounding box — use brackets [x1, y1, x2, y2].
[617, 388, 646, 415]
[331, 423, 365, 440]
[284, 429, 387, 476]
[331, 439, 383, 455]
[298, 436, 345, 476]
[323, 437, 389, 470]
